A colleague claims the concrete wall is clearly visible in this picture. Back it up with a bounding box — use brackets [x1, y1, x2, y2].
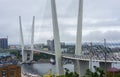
[74, 60, 89, 77]
[99, 62, 112, 71]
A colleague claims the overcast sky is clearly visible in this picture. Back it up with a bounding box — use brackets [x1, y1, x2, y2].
[0, 0, 120, 44]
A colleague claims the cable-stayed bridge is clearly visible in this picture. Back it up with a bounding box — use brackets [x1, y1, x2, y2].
[23, 43, 120, 77]
[25, 48, 120, 63]
[19, 0, 120, 77]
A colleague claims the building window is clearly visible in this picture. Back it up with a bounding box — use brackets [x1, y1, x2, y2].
[10, 70, 14, 77]
[27, 57, 30, 60]
[27, 53, 30, 56]
[2, 70, 7, 77]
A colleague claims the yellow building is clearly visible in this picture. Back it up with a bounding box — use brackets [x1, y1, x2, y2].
[43, 69, 59, 77]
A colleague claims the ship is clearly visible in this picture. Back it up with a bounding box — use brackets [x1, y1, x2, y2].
[50, 58, 55, 65]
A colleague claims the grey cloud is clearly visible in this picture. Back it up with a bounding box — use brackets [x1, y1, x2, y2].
[83, 18, 120, 28]
[83, 0, 120, 18]
[0, 0, 120, 44]
[59, 30, 76, 43]
[83, 31, 120, 42]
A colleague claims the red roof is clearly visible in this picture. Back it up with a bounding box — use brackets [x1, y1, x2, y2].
[108, 67, 119, 73]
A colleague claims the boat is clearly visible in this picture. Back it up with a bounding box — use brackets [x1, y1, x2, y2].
[21, 60, 33, 65]
[22, 72, 40, 77]
[50, 58, 55, 65]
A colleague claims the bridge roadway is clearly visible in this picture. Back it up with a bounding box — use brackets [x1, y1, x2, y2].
[25, 49, 120, 63]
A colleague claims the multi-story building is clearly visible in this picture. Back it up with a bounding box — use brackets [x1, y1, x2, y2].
[47, 39, 75, 53]
[0, 64, 21, 77]
[47, 39, 54, 51]
[0, 38, 8, 49]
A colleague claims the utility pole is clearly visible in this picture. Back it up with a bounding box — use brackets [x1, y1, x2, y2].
[104, 39, 107, 77]
[90, 42, 93, 72]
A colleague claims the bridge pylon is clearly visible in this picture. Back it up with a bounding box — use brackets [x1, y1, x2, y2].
[51, 0, 64, 75]
[19, 16, 25, 62]
[19, 16, 35, 63]
[74, 0, 89, 77]
[30, 16, 35, 61]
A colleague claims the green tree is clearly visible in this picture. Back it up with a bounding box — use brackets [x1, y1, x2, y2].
[58, 68, 79, 77]
[82, 66, 105, 77]
[33, 53, 55, 61]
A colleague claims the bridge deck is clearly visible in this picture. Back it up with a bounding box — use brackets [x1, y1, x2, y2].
[25, 49, 120, 63]
[62, 54, 120, 63]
